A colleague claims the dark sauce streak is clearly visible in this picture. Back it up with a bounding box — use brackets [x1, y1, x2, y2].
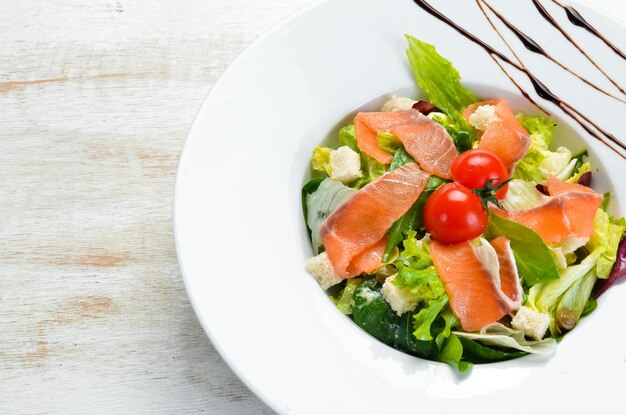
[479, 0, 625, 104]
[411, 0, 521, 70]
[489, 56, 550, 115]
[411, 0, 626, 160]
[531, 0, 626, 95]
[551, 1, 626, 59]
[482, 2, 547, 55]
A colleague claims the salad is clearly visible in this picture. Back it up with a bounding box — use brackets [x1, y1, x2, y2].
[302, 35, 626, 372]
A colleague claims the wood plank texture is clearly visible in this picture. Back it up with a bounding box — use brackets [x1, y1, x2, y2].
[0, 0, 623, 414]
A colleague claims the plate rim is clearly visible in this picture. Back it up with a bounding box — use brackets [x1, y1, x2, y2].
[173, 1, 626, 413]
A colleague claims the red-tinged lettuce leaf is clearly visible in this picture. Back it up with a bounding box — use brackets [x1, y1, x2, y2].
[594, 236, 626, 297]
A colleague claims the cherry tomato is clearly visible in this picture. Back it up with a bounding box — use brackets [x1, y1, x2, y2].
[450, 149, 509, 199]
[423, 183, 489, 245]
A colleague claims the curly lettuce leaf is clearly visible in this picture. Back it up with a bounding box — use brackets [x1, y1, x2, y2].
[517, 115, 555, 147]
[394, 263, 446, 301]
[405, 35, 475, 129]
[387, 233, 450, 343]
[338, 124, 358, 152]
[513, 115, 575, 181]
[586, 209, 626, 279]
[311, 146, 333, 176]
[413, 295, 448, 341]
[393, 233, 445, 300]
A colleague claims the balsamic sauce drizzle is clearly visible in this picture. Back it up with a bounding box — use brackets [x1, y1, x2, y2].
[551, 0, 626, 60]
[411, 0, 626, 160]
[531, 0, 625, 95]
[478, 0, 625, 104]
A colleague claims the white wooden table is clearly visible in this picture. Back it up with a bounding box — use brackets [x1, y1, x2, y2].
[1, 0, 624, 413]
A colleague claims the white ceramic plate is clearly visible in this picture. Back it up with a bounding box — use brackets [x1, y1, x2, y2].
[174, 1, 626, 413]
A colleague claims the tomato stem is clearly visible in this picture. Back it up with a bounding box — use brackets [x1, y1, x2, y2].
[472, 178, 511, 212]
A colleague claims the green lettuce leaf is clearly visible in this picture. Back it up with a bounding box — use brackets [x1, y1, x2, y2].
[352, 280, 401, 345]
[513, 115, 575, 181]
[500, 179, 550, 211]
[512, 149, 545, 182]
[377, 131, 402, 154]
[435, 308, 458, 350]
[600, 191, 611, 211]
[392, 234, 447, 300]
[437, 334, 472, 372]
[555, 269, 597, 331]
[351, 153, 386, 189]
[387, 234, 450, 343]
[570, 149, 588, 175]
[383, 176, 446, 261]
[431, 113, 473, 152]
[305, 178, 357, 253]
[512, 115, 552, 181]
[454, 323, 556, 355]
[338, 124, 358, 152]
[405, 35, 475, 129]
[527, 250, 601, 323]
[412, 176, 447, 230]
[301, 177, 324, 222]
[335, 278, 363, 315]
[394, 311, 436, 358]
[413, 295, 448, 341]
[586, 209, 626, 279]
[459, 337, 528, 363]
[384, 203, 420, 262]
[485, 214, 559, 285]
[389, 147, 414, 172]
[311, 146, 333, 176]
[337, 123, 387, 189]
[566, 161, 591, 184]
[517, 115, 554, 148]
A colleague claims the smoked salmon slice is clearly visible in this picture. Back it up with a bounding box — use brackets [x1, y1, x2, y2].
[391, 117, 458, 180]
[346, 235, 388, 276]
[546, 174, 595, 195]
[462, 99, 499, 121]
[430, 238, 521, 332]
[321, 163, 430, 277]
[490, 237, 523, 308]
[354, 117, 394, 165]
[354, 109, 458, 179]
[465, 100, 531, 172]
[492, 191, 602, 243]
[354, 110, 422, 164]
